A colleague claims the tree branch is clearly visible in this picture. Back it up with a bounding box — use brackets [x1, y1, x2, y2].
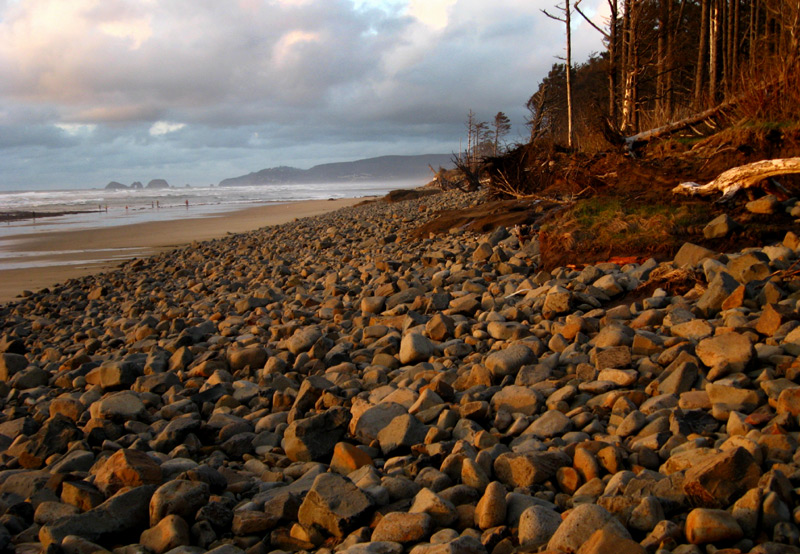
[574, 4, 609, 39]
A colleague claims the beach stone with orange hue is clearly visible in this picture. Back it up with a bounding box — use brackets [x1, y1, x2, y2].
[756, 303, 799, 336]
[399, 333, 435, 364]
[140, 514, 191, 554]
[474, 481, 506, 530]
[228, 346, 268, 371]
[377, 413, 427, 455]
[94, 449, 162, 495]
[298, 472, 375, 538]
[577, 528, 647, 554]
[372, 512, 433, 544]
[685, 508, 744, 544]
[547, 504, 632, 553]
[674, 242, 715, 267]
[49, 396, 84, 421]
[149, 479, 210, 526]
[85, 360, 140, 389]
[61, 480, 104, 512]
[0, 352, 28, 381]
[284, 406, 351, 462]
[494, 451, 571, 488]
[683, 447, 760, 508]
[39, 484, 155, 547]
[409, 488, 458, 528]
[776, 387, 800, 417]
[518, 505, 561, 549]
[232, 510, 280, 535]
[88, 391, 147, 421]
[556, 466, 582, 495]
[696, 332, 755, 376]
[330, 442, 373, 475]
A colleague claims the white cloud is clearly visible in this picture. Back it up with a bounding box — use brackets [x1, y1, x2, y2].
[149, 121, 185, 136]
[55, 122, 97, 135]
[407, 0, 456, 29]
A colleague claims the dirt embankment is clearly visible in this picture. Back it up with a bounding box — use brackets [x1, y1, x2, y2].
[413, 126, 800, 270]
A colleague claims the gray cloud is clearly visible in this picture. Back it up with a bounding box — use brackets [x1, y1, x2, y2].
[0, 0, 606, 190]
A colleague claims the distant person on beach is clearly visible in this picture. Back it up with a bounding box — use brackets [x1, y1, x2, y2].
[185, 199, 189, 208]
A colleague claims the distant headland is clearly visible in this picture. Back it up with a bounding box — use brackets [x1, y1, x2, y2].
[103, 154, 452, 191]
[104, 179, 170, 190]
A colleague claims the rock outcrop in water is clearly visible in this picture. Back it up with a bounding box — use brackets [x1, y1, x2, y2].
[147, 179, 170, 189]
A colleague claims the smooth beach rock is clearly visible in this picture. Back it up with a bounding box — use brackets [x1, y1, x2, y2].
[89, 391, 147, 421]
[484, 343, 535, 379]
[140, 514, 191, 554]
[547, 504, 632, 553]
[518, 505, 561, 548]
[377, 413, 427, 455]
[283, 406, 351, 462]
[683, 447, 761, 508]
[695, 332, 754, 375]
[474, 481, 506, 530]
[372, 512, 433, 544]
[0, 352, 28, 380]
[409, 488, 458, 528]
[400, 333, 435, 365]
[703, 213, 740, 239]
[39, 485, 155, 547]
[94, 449, 163, 495]
[298, 472, 375, 538]
[685, 508, 744, 544]
[150, 479, 210, 525]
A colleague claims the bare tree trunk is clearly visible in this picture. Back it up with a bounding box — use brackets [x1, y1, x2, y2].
[656, 0, 667, 116]
[608, 0, 619, 126]
[694, 0, 709, 108]
[709, 0, 720, 102]
[732, 0, 740, 86]
[621, 0, 637, 132]
[565, 0, 574, 148]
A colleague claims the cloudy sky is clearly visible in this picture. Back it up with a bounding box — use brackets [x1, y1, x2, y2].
[0, 0, 607, 191]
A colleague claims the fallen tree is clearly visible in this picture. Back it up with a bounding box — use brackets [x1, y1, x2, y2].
[673, 157, 800, 201]
[624, 100, 736, 149]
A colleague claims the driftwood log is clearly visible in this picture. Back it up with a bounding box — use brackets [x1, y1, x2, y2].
[673, 157, 800, 201]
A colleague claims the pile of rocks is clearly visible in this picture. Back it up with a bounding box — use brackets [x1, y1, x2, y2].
[1, 189, 800, 554]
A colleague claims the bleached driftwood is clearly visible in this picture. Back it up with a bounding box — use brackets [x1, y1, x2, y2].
[673, 157, 800, 201]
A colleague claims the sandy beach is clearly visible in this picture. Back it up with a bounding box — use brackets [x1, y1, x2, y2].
[0, 197, 363, 303]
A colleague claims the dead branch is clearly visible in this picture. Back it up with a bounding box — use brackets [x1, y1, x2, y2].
[624, 99, 735, 148]
[673, 157, 800, 201]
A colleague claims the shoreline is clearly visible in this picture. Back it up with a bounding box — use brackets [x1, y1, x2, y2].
[0, 197, 365, 303]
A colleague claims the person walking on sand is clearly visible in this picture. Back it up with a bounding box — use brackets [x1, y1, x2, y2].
[185, 199, 189, 208]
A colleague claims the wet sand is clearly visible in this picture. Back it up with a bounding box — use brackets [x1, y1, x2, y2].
[0, 198, 364, 303]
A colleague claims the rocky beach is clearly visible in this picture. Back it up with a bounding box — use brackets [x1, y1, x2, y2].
[1, 187, 800, 554]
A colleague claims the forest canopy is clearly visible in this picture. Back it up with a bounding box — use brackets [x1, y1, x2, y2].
[527, 0, 800, 150]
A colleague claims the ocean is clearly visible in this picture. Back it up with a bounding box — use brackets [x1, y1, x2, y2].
[0, 180, 420, 274]
[0, 180, 419, 236]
